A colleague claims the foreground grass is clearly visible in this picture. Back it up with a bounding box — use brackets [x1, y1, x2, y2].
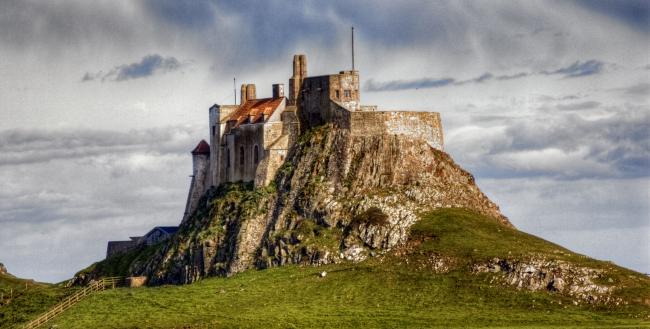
[48, 209, 649, 329]
[50, 263, 648, 329]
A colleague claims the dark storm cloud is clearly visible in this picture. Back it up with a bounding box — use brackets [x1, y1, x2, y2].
[82, 55, 184, 82]
[0, 126, 197, 166]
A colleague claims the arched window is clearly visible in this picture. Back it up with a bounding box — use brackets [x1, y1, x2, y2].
[239, 146, 245, 166]
[253, 145, 259, 164]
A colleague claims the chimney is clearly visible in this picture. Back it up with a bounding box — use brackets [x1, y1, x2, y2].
[299, 54, 307, 77]
[240, 84, 247, 105]
[272, 84, 285, 98]
[246, 84, 256, 101]
[240, 84, 257, 104]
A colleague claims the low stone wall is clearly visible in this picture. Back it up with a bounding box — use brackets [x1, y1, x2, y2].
[334, 108, 443, 150]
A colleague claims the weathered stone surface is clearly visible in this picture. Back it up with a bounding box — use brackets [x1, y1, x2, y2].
[0, 262, 6, 275]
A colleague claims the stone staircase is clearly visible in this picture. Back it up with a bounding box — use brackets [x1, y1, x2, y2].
[23, 277, 125, 329]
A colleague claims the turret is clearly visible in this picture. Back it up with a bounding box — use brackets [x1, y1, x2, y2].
[183, 140, 211, 223]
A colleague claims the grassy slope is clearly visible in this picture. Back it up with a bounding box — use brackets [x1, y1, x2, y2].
[0, 273, 70, 328]
[47, 209, 649, 329]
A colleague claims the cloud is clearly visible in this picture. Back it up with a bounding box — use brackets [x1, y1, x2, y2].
[82, 55, 184, 82]
[542, 59, 604, 78]
[0, 126, 199, 166]
[556, 101, 601, 111]
[365, 77, 455, 92]
[455, 72, 494, 85]
[365, 60, 605, 91]
[448, 103, 650, 180]
[613, 82, 650, 97]
[575, 0, 650, 32]
[495, 72, 529, 80]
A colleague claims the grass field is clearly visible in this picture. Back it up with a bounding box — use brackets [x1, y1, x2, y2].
[0, 272, 70, 328]
[38, 209, 649, 329]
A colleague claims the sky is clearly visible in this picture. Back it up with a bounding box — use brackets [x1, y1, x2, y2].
[0, 0, 648, 283]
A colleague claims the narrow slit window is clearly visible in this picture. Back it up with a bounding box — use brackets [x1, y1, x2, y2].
[253, 145, 259, 164]
[240, 146, 245, 166]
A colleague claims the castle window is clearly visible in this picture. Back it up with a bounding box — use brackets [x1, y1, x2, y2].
[253, 145, 259, 164]
[212, 126, 216, 136]
[226, 148, 230, 168]
[335, 90, 340, 99]
[344, 90, 351, 98]
[239, 146, 245, 166]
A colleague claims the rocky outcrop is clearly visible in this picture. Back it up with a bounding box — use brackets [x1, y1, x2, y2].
[473, 257, 623, 305]
[126, 125, 508, 285]
[0, 262, 6, 275]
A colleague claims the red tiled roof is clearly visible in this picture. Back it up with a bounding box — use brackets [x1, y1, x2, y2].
[229, 98, 284, 127]
[191, 140, 210, 155]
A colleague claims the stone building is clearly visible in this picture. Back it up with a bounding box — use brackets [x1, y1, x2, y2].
[106, 236, 141, 258]
[181, 54, 444, 222]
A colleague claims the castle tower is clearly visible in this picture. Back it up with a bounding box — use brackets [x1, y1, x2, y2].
[183, 140, 210, 223]
[289, 54, 307, 106]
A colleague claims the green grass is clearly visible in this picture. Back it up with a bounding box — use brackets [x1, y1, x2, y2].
[44, 209, 649, 328]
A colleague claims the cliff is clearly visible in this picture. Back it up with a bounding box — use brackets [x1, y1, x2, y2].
[128, 124, 508, 284]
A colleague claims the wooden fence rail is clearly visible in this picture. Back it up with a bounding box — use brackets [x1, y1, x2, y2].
[23, 277, 125, 329]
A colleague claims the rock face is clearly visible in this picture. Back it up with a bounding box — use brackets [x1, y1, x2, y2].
[131, 125, 508, 285]
[0, 263, 6, 275]
[473, 257, 620, 305]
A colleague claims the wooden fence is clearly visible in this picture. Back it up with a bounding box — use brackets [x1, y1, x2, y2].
[23, 277, 125, 329]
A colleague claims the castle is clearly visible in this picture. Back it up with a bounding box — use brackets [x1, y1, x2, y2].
[107, 54, 444, 257]
[182, 54, 444, 222]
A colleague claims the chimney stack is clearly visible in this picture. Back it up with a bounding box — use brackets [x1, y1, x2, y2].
[246, 84, 256, 102]
[240, 83, 257, 104]
[240, 84, 247, 105]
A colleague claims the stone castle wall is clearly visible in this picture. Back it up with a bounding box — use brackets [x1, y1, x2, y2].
[351, 111, 443, 150]
[331, 104, 444, 150]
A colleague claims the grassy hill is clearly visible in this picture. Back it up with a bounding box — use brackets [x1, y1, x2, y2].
[0, 270, 70, 328]
[42, 208, 649, 328]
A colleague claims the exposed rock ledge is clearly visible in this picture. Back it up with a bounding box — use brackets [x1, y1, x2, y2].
[473, 257, 623, 305]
